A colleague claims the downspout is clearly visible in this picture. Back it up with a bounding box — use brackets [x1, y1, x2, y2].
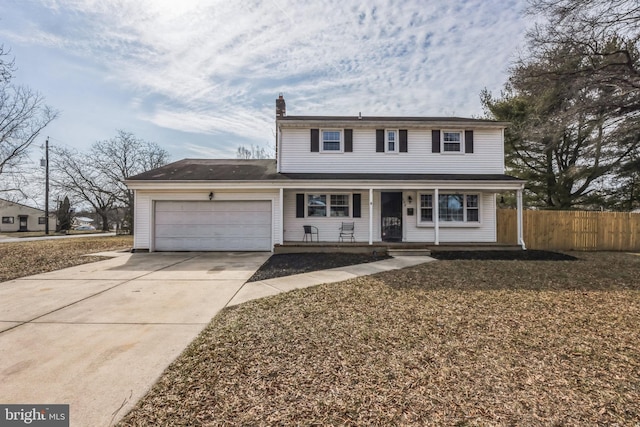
[517, 186, 526, 250]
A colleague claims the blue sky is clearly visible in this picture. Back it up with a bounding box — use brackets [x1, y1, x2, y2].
[0, 0, 529, 163]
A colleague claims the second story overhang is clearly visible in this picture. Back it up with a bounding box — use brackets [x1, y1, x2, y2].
[125, 159, 525, 192]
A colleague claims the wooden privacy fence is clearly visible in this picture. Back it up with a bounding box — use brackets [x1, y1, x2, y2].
[497, 209, 640, 251]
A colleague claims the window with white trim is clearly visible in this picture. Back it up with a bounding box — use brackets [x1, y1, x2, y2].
[330, 194, 350, 217]
[418, 192, 480, 224]
[307, 194, 327, 217]
[439, 193, 480, 222]
[307, 193, 350, 217]
[321, 130, 342, 152]
[420, 194, 433, 222]
[386, 130, 398, 153]
[442, 131, 462, 153]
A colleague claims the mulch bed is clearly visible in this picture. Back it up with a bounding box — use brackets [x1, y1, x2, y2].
[119, 251, 640, 426]
[430, 250, 578, 261]
[248, 252, 391, 282]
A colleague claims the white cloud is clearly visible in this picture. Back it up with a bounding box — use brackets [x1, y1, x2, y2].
[0, 0, 529, 157]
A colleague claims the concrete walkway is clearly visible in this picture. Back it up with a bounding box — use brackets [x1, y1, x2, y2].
[228, 255, 435, 306]
[0, 252, 434, 427]
[0, 232, 116, 243]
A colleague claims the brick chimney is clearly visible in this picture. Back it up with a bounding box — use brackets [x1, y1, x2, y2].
[276, 93, 286, 118]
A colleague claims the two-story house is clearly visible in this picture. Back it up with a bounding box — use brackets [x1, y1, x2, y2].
[126, 95, 525, 252]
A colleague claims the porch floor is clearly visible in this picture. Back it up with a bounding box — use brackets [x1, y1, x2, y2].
[275, 242, 521, 254]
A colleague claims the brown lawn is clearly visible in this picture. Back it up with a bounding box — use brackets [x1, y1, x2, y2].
[119, 251, 640, 426]
[0, 236, 133, 282]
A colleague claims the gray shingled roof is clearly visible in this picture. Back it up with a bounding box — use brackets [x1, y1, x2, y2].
[127, 159, 522, 182]
[278, 115, 505, 124]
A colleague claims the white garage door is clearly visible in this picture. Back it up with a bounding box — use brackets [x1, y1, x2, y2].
[154, 201, 272, 251]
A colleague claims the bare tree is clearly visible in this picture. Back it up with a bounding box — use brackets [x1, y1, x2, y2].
[91, 130, 169, 230]
[236, 144, 273, 159]
[0, 45, 15, 84]
[0, 46, 58, 196]
[51, 147, 116, 231]
[51, 131, 169, 231]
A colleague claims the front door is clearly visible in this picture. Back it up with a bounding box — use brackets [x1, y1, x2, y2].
[18, 215, 28, 232]
[381, 192, 402, 242]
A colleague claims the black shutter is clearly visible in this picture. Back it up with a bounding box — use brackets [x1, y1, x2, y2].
[376, 129, 384, 152]
[344, 129, 353, 152]
[465, 130, 474, 153]
[353, 193, 361, 218]
[296, 193, 305, 218]
[432, 129, 441, 153]
[399, 129, 408, 152]
[311, 129, 319, 152]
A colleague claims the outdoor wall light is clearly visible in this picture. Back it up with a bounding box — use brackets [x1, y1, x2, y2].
[209, 192, 214, 200]
[407, 195, 413, 204]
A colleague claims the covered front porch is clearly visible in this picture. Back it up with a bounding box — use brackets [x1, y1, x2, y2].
[278, 181, 526, 250]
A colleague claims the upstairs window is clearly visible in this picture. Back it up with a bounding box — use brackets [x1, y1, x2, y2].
[386, 130, 398, 153]
[322, 130, 342, 152]
[443, 131, 462, 152]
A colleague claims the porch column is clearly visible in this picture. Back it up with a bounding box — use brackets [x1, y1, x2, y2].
[279, 188, 284, 246]
[434, 188, 439, 245]
[516, 187, 526, 250]
[369, 188, 373, 245]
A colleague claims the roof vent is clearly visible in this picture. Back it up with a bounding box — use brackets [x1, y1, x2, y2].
[358, 112, 362, 120]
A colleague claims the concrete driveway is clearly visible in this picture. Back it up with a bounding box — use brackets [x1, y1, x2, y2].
[0, 251, 270, 427]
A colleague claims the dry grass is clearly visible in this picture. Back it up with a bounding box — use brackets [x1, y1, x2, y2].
[119, 252, 640, 426]
[0, 236, 133, 282]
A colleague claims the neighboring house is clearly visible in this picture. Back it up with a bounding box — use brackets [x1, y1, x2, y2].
[73, 216, 95, 228]
[126, 96, 526, 252]
[0, 198, 56, 232]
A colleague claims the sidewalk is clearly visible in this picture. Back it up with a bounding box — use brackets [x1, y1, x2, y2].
[0, 232, 116, 243]
[227, 255, 435, 307]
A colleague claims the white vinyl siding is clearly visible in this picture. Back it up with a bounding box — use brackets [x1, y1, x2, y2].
[405, 192, 496, 243]
[279, 128, 504, 174]
[133, 192, 150, 250]
[283, 190, 369, 242]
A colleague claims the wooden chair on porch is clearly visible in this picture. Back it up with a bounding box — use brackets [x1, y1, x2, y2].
[339, 222, 355, 242]
[303, 225, 319, 242]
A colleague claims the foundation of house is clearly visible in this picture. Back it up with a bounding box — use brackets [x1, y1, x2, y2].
[275, 242, 522, 255]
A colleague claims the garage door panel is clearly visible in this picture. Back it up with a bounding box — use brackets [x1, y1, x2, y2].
[154, 201, 272, 251]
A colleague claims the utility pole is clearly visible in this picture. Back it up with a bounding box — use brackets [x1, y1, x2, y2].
[45, 137, 49, 235]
